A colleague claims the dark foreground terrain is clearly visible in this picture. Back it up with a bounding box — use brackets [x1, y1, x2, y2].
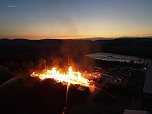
[0, 37, 152, 114]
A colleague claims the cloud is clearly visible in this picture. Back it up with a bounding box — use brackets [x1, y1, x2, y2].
[7, 5, 16, 8]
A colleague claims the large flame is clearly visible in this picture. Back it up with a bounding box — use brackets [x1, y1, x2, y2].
[31, 66, 90, 87]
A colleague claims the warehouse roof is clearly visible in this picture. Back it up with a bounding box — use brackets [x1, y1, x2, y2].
[123, 109, 151, 114]
[86, 53, 149, 65]
[143, 60, 152, 94]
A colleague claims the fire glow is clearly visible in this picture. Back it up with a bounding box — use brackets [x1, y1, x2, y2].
[31, 66, 91, 87]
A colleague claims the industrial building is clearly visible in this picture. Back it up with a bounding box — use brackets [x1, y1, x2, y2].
[86, 53, 149, 65]
[143, 60, 152, 108]
[86, 52, 152, 113]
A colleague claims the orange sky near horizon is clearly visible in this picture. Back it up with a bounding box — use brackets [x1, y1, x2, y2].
[0, 0, 152, 39]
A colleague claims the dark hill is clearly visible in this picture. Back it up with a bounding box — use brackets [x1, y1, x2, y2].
[0, 37, 152, 65]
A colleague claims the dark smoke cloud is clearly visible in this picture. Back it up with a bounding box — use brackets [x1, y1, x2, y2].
[60, 15, 79, 36]
[47, 0, 79, 37]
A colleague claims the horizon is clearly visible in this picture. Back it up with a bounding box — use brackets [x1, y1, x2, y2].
[1, 36, 152, 41]
[0, 0, 152, 39]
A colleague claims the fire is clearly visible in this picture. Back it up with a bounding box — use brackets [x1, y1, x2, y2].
[31, 66, 90, 87]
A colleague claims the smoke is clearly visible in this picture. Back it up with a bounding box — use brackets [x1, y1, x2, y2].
[35, 0, 95, 69]
[47, 0, 79, 37]
[60, 15, 79, 37]
[59, 39, 95, 71]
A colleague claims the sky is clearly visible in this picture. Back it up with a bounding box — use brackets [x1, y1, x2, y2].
[0, 0, 152, 39]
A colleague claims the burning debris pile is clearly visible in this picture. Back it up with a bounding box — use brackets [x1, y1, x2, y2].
[0, 59, 101, 114]
[31, 66, 93, 88]
[0, 68, 92, 114]
[30, 66, 95, 114]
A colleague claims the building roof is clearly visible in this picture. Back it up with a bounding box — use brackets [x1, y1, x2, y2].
[123, 109, 151, 114]
[86, 53, 148, 65]
[143, 60, 152, 94]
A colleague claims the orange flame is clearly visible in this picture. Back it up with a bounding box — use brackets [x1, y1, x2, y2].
[31, 66, 90, 87]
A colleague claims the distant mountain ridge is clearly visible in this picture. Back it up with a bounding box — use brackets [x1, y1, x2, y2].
[0, 36, 152, 41]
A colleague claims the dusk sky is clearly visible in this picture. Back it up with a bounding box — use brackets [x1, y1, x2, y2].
[0, 0, 152, 39]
